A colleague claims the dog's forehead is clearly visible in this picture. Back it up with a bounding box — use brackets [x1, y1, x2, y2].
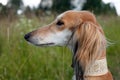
[56, 11, 80, 21]
[57, 12, 65, 20]
[56, 11, 74, 19]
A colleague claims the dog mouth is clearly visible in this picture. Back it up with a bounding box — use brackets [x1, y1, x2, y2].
[35, 43, 55, 46]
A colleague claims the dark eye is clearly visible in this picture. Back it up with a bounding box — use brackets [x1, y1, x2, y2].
[56, 21, 64, 26]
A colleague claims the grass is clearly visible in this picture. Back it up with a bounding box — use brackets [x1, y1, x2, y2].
[0, 15, 120, 80]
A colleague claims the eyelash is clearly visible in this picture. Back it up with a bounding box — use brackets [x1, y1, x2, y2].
[56, 21, 64, 26]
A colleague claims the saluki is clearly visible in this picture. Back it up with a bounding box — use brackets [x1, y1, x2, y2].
[24, 10, 113, 80]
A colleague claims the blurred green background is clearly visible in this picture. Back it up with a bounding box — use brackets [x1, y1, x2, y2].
[0, 0, 120, 80]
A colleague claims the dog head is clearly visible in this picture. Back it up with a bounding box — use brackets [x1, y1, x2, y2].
[24, 10, 101, 47]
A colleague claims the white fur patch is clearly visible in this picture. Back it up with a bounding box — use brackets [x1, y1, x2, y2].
[85, 58, 108, 76]
[35, 29, 72, 46]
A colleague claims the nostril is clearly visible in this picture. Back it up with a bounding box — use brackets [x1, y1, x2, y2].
[24, 33, 31, 41]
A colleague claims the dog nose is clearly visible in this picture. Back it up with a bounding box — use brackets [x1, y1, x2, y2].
[24, 33, 31, 41]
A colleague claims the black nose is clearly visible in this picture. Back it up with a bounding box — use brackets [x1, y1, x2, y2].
[24, 33, 31, 41]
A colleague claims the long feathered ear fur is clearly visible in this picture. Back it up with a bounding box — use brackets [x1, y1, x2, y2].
[74, 22, 107, 72]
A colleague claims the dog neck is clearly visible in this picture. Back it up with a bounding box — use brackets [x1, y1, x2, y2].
[69, 44, 108, 80]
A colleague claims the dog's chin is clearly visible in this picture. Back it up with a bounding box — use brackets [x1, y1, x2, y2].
[25, 39, 55, 47]
[35, 43, 55, 47]
[26, 40, 65, 47]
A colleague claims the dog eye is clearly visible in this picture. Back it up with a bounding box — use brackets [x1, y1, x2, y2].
[56, 21, 64, 26]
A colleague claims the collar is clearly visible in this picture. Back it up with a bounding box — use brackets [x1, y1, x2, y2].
[85, 58, 108, 76]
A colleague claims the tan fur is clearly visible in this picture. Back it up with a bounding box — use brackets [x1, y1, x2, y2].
[75, 22, 106, 70]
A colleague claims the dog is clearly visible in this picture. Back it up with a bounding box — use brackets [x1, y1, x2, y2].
[24, 10, 113, 80]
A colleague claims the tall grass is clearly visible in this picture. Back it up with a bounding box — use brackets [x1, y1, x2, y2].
[99, 16, 120, 79]
[0, 15, 120, 80]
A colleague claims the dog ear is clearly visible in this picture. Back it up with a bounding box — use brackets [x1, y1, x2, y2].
[74, 22, 107, 71]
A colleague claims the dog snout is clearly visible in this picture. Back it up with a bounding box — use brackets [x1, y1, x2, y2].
[24, 33, 31, 41]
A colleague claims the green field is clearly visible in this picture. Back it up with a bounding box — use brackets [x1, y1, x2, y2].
[0, 15, 120, 80]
